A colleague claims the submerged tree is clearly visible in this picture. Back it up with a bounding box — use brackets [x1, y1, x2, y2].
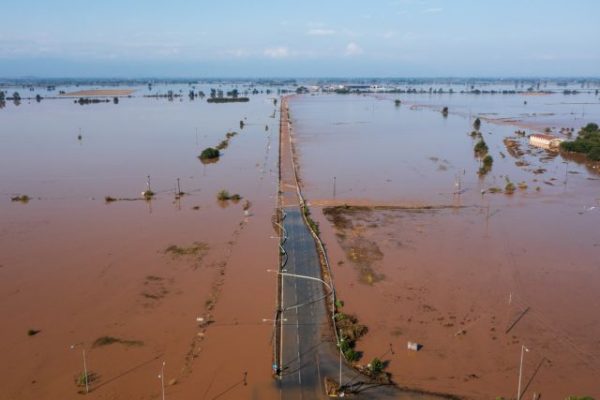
[473, 117, 481, 130]
[474, 139, 489, 157]
[441, 106, 449, 117]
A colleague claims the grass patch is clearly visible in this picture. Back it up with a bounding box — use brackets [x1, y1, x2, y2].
[74, 371, 98, 389]
[92, 336, 144, 348]
[164, 242, 208, 257]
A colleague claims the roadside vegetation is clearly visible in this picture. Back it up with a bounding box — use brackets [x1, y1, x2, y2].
[334, 299, 368, 363]
[560, 123, 600, 161]
[301, 204, 320, 236]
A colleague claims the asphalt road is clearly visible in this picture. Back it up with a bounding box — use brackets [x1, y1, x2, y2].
[278, 208, 447, 400]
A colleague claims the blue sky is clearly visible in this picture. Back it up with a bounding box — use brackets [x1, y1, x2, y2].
[0, 0, 599, 77]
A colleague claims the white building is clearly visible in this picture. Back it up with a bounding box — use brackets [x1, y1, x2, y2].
[529, 133, 564, 149]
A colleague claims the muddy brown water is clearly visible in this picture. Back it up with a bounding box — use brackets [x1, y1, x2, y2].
[289, 93, 600, 399]
[0, 87, 283, 399]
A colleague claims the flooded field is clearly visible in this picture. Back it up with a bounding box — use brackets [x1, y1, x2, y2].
[0, 85, 282, 399]
[289, 91, 600, 399]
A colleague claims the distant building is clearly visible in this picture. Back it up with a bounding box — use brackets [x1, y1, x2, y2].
[529, 133, 563, 150]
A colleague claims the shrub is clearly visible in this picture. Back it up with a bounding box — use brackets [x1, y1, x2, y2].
[369, 358, 385, 375]
[344, 348, 360, 361]
[217, 190, 231, 201]
[505, 182, 516, 194]
[199, 147, 220, 160]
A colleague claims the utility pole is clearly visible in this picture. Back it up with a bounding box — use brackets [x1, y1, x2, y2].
[158, 361, 166, 400]
[517, 345, 529, 400]
[333, 176, 337, 199]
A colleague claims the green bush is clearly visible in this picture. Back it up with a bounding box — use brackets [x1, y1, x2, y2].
[199, 147, 220, 160]
[369, 358, 384, 375]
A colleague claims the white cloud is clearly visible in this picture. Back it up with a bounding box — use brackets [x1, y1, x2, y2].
[221, 49, 251, 58]
[345, 42, 363, 56]
[307, 28, 335, 36]
[422, 7, 443, 13]
[382, 31, 396, 39]
[264, 46, 289, 59]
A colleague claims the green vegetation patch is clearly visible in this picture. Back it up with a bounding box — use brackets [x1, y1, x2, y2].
[199, 147, 220, 161]
[164, 242, 209, 257]
[560, 123, 600, 161]
[92, 336, 144, 348]
[216, 190, 242, 202]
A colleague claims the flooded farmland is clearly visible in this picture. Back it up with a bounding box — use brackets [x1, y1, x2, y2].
[0, 84, 282, 400]
[289, 89, 600, 399]
[1, 81, 599, 400]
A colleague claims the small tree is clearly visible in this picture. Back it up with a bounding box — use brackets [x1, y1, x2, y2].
[394, 99, 401, 106]
[441, 106, 449, 117]
[473, 117, 481, 130]
[113, 97, 119, 104]
[474, 139, 489, 156]
[199, 147, 220, 160]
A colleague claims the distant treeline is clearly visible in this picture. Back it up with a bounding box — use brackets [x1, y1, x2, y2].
[75, 97, 110, 105]
[207, 97, 249, 103]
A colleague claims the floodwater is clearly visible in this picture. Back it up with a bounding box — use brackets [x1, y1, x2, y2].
[289, 90, 600, 399]
[0, 84, 283, 399]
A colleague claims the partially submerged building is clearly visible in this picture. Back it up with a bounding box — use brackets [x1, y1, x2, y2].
[529, 133, 564, 150]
